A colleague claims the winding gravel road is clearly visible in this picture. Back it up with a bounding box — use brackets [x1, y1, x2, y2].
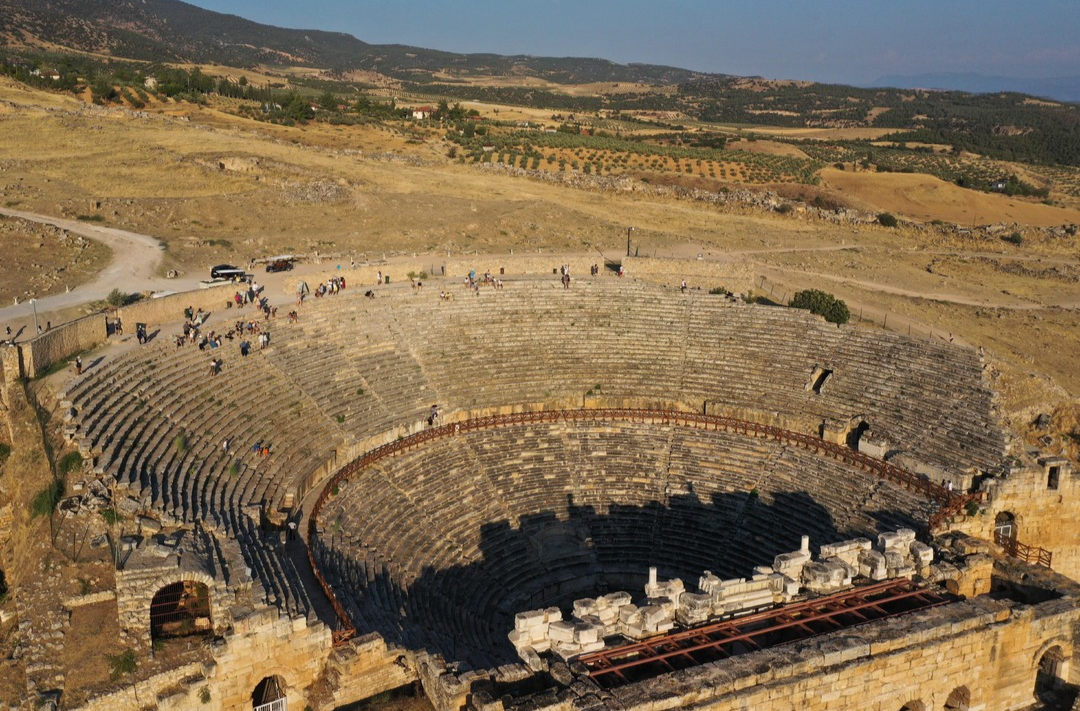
[0, 207, 200, 326]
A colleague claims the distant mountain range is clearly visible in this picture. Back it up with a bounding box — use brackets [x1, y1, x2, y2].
[871, 73, 1080, 103]
[0, 0, 705, 85]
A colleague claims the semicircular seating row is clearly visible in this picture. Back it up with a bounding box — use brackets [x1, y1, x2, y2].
[313, 420, 933, 668]
[64, 280, 998, 621]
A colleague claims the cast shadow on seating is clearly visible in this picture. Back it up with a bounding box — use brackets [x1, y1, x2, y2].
[321, 487, 922, 671]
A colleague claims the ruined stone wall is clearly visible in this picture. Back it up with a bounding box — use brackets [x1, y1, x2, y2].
[116, 287, 240, 332]
[205, 608, 331, 711]
[481, 594, 1079, 711]
[282, 254, 756, 298]
[956, 462, 1080, 582]
[20, 313, 108, 378]
[328, 633, 418, 708]
[672, 600, 1071, 711]
[78, 661, 207, 711]
[114, 564, 231, 647]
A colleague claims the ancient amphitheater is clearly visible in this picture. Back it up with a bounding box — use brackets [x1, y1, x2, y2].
[2, 265, 1079, 711]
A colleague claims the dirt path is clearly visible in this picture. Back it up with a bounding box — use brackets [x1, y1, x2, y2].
[0, 207, 199, 327]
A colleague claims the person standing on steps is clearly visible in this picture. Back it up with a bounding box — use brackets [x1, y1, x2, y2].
[74, 356, 82, 375]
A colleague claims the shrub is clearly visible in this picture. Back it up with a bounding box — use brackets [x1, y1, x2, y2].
[30, 479, 64, 519]
[106, 288, 130, 307]
[100, 507, 120, 525]
[708, 287, 732, 296]
[0, 443, 10, 466]
[58, 451, 83, 477]
[107, 648, 137, 681]
[174, 432, 188, 454]
[1002, 232, 1024, 245]
[199, 687, 211, 704]
[877, 212, 898, 228]
[790, 289, 851, 325]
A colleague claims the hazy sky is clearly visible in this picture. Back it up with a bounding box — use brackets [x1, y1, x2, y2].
[186, 0, 1080, 83]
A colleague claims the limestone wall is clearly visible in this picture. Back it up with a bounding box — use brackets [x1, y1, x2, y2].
[206, 609, 331, 711]
[116, 286, 239, 332]
[115, 563, 230, 647]
[78, 661, 207, 711]
[281, 254, 756, 297]
[961, 461, 1080, 581]
[485, 593, 1080, 711]
[20, 314, 108, 378]
[328, 633, 417, 708]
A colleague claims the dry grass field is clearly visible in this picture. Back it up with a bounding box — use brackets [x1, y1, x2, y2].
[0, 75, 1077, 451]
[820, 168, 1080, 227]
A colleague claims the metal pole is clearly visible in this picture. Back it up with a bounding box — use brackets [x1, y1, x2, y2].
[626, 227, 634, 257]
[30, 299, 39, 334]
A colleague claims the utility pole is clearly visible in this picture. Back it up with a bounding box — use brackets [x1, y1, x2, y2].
[29, 298, 39, 335]
[626, 226, 635, 258]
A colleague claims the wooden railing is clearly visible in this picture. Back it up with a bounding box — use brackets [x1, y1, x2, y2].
[305, 408, 983, 645]
[995, 531, 1052, 568]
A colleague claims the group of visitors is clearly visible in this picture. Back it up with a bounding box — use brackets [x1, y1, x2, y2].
[463, 269, 504, 293]
[313, 277, 346, 299]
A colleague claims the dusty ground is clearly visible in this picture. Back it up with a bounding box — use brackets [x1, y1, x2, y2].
[725, 139, 810, 158]
[0, 214, 111, 304]
[0, 74, 1077, 447]
[819, 168, 1080, 227]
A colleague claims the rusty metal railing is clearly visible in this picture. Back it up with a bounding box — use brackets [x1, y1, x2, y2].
[305, 408, 981, 645]
[995, 531, 1052, 568]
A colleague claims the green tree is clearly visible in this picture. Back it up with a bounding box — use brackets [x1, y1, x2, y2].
[319, 90, 339, 111]
[107, 648, 140, 705]
[106, 289, 129, 307]
[790, 289, 850, 325]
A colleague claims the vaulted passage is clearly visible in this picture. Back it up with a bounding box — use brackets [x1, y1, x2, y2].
[149, 580, 212, 641]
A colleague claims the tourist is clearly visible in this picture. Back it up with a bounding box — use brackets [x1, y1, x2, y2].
[287, 520, 298, 542]
[377, 270, 383, 285]
[74, 356, 82, 375]
[222, 438, 230, 454]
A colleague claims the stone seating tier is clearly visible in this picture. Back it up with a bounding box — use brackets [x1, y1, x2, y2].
[314, 420, 930, 668]
[65, 279, 999, 626]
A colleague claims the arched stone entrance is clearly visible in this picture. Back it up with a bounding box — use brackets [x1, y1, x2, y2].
[1035, 645, 1077, 708]
[253, 675, 288, 711]
[149, 580, 212, 641]
[899, 701, 926, 711]
[994, 511, 1017, 545]
[943, 686, 970, 710]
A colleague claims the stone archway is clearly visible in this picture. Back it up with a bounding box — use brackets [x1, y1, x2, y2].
[1035, 645, 1077, 708]
[943, 686, 970, 710]
[899, 701, 926, 711]
[149, 580, 212, 641]
[994, 511, 1017, 545]
[253, 675, 288, 711]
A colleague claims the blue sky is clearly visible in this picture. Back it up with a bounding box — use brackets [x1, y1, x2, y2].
[187, 0, 1080, 84]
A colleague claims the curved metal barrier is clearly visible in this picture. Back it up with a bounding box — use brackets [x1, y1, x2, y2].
[305, 408, 983, 645]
